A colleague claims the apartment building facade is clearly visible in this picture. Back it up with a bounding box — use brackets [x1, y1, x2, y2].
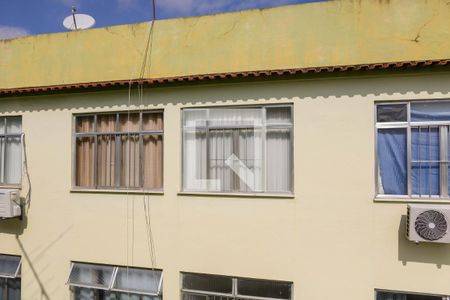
[0, 1, 450, 299]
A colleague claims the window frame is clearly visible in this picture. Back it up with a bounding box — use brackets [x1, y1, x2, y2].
[0, 116, 23, 188]
[0, 254, 21, 300]
[180, 104, 294, 196]
[180, 272, 293, 300]
[375, 289, 450, 300]
[375, 100, 450, 200]
[67, 261, 163, 297]
[71, 110, 164, 192]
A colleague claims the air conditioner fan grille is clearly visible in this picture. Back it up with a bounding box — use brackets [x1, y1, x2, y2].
[415, 210, 448, 241]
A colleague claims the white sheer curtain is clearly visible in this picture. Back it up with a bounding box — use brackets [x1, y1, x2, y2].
[1, 117, 22, 184]
[183, 107, 291, 193]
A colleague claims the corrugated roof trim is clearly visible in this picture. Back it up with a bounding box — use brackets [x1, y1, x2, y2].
[1, 59, 449, 95]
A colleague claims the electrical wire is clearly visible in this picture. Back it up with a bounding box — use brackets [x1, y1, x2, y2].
[21, 133, 32, 209]
[125, 0, 158, 296]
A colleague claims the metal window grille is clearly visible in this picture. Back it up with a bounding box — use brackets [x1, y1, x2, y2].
[376, 101, 450, 199]
[181, 272, 292, 300]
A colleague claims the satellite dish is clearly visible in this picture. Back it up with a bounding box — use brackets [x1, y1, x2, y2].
[63, 7, 96, 31]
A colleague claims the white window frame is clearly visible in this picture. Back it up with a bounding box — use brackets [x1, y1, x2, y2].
[0, 116, 22, 187]
[375, 101, 450, 199]
[181, 104, 294, 195]
[67, 262, 163, 297]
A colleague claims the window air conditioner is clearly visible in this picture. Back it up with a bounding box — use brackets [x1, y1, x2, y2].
[0, 189, 21, 219]
[407, 204, 450, 243]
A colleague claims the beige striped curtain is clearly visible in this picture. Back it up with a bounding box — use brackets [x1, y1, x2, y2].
[96, 114, 116, 187]
[143, 113, 163, 189]
[76, 116, 94, 187]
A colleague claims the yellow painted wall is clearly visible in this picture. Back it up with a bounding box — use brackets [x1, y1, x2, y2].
[0, 72, 449, 299]
[1, 0, 449, 90]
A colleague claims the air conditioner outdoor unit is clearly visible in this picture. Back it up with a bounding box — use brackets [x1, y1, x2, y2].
[0, 189, 21, 219]
[407, 204, 450, 243]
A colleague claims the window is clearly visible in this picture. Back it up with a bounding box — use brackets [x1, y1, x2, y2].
[0, 254, 21, 300]
[182, 106, 293, 194]
[376, 290, 449, 300]
[67, 262, 163, 300]
[376, 101, 450, 198]
[74, 112, 163, 190]
[181, 272, 292, 300]
[0, 117, 22, 185]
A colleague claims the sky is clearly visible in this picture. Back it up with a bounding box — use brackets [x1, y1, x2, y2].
[0, 0, 324, 40]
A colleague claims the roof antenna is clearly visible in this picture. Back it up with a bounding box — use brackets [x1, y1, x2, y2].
[63, 6, 96, 31]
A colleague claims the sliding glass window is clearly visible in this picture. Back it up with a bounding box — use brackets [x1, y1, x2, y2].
[376, 101, 450, 199]
[182, 105, 293, 194]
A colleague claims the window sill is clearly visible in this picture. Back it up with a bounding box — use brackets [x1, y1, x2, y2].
[71, 188, 163, 195]
[178, 191, 294, 199]
[374, 197, 450, 204]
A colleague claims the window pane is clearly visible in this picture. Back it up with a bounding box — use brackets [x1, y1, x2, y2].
[119, 134, 140, 188]
[377, 291, 443, 300]
[182, 294, 208, 300]
[68, 263, 114, 290]
[5, 117, 21, 134]
[266, 107, 292, 124]
[236, 128, 263, 192]
[97, 115, 117, 133]
[377, 104, 407, 122]
[209, 108, 262, 127]
[118, 113, 140, 132]
[183, 109, 207, 128]
[105, 292, 160, 300]
[97, 135, 116, 188]
[73, 287, 96, 300]
[237, 278, 292, 299]
[182, 273, 233, 294]
[377, 128, 407, 195]
[0, 255, 21, 278]
[76, 137, 95, 187]
[411, 102, 450, 122]
[76, 116, 95, 133]
[412, 127, 440, 196]
[267, 128, 291, 193]
[208, 129, 234, 192]
[0, 118, 4, 134]
[143, 135, 163, 189]
[112, 267, 162, 294]
[4, 137, 21, 184]
[7, 278, 21, 300]
[143, 113, 163, 131]
[183, 129, 207, 191]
